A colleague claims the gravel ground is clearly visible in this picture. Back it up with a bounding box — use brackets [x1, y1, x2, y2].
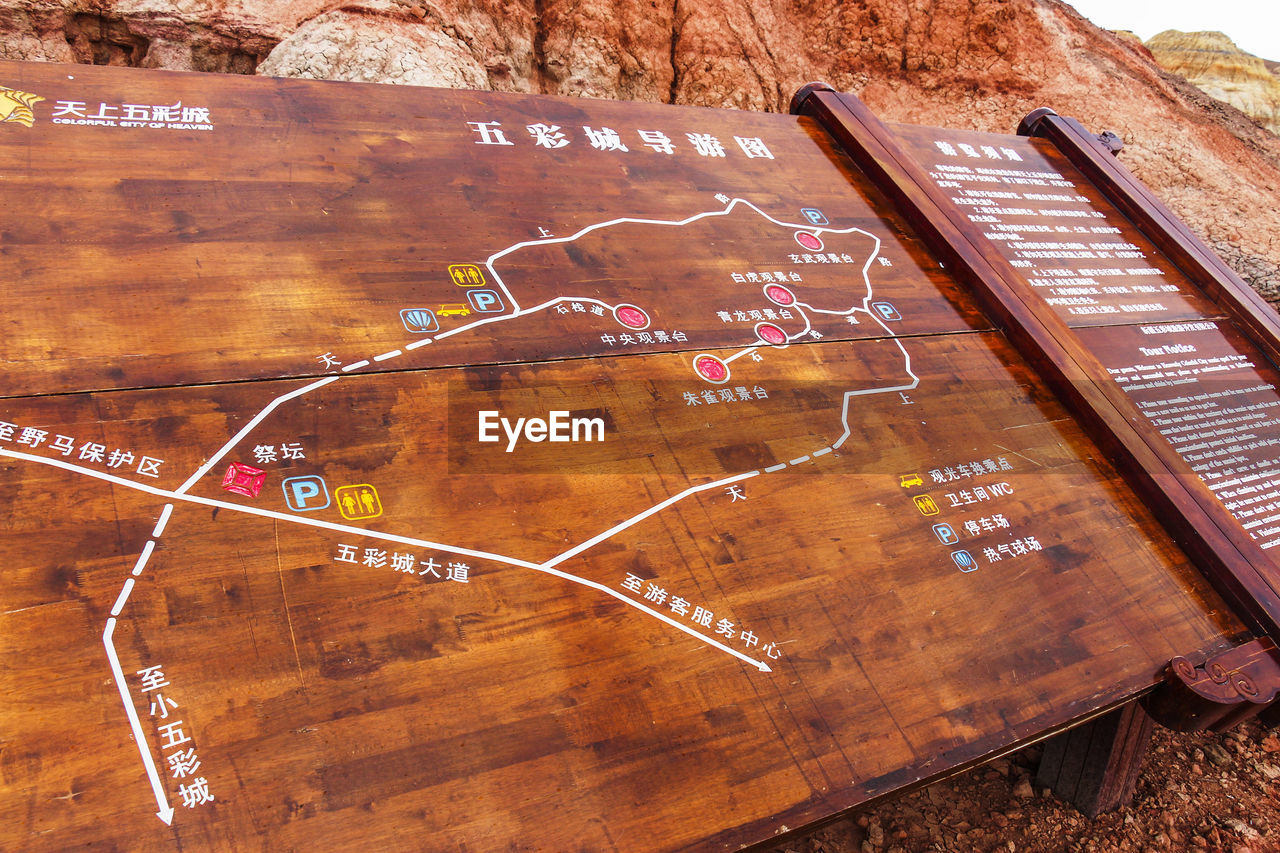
[764, 716, 1280, 853]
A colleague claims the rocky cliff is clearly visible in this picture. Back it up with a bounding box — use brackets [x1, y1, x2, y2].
[1147, 29, 1280, 136]
[1, 0, 1278, 301]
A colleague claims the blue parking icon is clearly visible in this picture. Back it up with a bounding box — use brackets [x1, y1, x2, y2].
[283, 475, 330, 512]
[871, 301, 902, 322]
[800, 208, 828, 225]
[466, 289, 505, 313]
[932, 523, 958, 545]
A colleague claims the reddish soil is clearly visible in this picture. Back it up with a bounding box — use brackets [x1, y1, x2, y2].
[766, 717, 1280, 853]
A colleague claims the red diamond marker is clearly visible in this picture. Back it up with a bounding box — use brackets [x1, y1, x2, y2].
[222, 463, 266, 498]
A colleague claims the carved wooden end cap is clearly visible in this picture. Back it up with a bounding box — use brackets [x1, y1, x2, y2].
[789, 81, 836, 115]
[1016, 106, 1059, 137]
[1144, 638, 1280, 732]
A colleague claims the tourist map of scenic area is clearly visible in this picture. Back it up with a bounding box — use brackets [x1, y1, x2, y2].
[3, 62, 1280, 851]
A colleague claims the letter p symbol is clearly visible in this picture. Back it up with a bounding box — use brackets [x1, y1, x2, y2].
[283, 475, 330, 511]
[467, 289, 505, 313]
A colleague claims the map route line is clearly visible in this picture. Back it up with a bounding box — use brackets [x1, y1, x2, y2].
[16, 198, 897, 828]
[542, 469, 763, 571]
[175, 376, 341, 495]
[537, 567, 771, 672]
[0, 447, 540, 568]
[830, 338, 920, 452]
[229, 198, 886, 465]
[722, 346, 762, 364]
[101, 511, 175, 826]
[0, 448, 774, 671]
[410, 197, 884, 346]
[104, 619, 175, 824]
[432, 296, 617, 343]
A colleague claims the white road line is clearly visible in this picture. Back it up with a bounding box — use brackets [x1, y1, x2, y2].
[723, 347, 759, 364]
[373, 349, 402, 362]
[130, 540, 156, 577]
[813, 447, 833, 458]
[476, 198, 875, 334]
[110, 578, 136, 617]
[151, 504, 173, 538]
[1, 448, 539, 569]
[430, 296, 614, 343]
[404, 338, 432, 350]
[341, 360, 370, 372]
[103, 618, 174, 825]
[5, 447, 769, 670]
[764, 463, 787, 473]
[830, 339, 920, 452]
[175, 376, 340, 495]
[789, 455, 810, 465]
[542, 470, 761, 569]
[528, 559, 770, 672]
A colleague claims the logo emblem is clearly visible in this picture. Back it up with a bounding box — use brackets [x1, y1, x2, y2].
[0, 86, 43, 128]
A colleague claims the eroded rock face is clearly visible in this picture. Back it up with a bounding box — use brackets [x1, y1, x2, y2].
[0, 0, 1278, 301]
[1147, 29, 1280, 135]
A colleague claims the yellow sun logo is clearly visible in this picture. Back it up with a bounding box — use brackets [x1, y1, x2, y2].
[0, 85, 44, 127]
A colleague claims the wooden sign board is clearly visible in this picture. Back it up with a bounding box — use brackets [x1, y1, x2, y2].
[0, 62, 1266, 850]
[893, 123, 1280, 556]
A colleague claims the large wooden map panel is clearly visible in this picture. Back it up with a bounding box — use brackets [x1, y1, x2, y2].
[0, 61, 1247, 851]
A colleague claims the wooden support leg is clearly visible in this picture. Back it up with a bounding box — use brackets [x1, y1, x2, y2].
[1034, 701, 1154, 818]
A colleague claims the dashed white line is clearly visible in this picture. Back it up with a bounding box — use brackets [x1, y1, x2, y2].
[373, 349, 402, 362]
[812, 447, 833, 458]
[151, 504, 173, 537]
[110, 578, 136, 617]
[764, 463, 787, 473]
[341, 359, 370, 372]
[130, 540, 156, 576]
[789, 455, 810, 465]
[405, 338, 432, 350]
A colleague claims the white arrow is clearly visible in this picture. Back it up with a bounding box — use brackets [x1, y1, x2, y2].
[103, 617, 175, 825]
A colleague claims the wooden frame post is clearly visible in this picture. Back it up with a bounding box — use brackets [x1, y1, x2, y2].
[1035, 701, 1155, 818]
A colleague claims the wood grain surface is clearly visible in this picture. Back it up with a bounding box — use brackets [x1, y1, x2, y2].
[0, 61, 1248, 851]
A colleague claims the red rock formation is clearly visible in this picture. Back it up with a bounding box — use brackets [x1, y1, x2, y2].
[0, 0, 1277, 298]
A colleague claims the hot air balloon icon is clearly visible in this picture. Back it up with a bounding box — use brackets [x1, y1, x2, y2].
[400, 308, 439, 333]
